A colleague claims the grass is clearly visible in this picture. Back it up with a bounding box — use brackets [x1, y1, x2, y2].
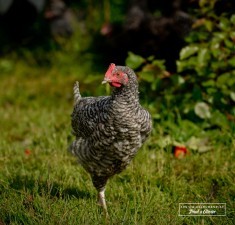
[0, 50, 235, 225]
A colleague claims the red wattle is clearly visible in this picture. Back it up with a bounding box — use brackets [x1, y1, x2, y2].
[110, 82, 122, 87]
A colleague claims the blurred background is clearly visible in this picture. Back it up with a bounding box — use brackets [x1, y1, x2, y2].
[1, 0, 198, 71]
[0, 0, 234, 126]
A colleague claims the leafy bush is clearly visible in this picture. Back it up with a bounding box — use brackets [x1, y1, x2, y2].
[126, 1, 235, 130]
[177, 1, 235, 121]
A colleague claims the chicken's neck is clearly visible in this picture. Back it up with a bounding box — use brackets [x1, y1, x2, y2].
[111, 83, 139, 107]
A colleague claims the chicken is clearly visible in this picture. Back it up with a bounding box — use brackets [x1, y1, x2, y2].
[69, 63, 152, 216]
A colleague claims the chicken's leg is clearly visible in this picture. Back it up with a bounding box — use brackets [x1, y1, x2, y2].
[92, 175, 109, 217]
[98, 189, 109, 217]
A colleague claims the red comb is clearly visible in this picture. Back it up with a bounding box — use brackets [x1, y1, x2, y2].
[105, 63, 115, 76]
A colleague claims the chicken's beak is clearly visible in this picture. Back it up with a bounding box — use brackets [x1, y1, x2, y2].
[102, 78, 110, 84]
[102, 80, 108, 84]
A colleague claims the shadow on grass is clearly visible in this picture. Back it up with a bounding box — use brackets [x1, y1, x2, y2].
[9, 175, 91, 200]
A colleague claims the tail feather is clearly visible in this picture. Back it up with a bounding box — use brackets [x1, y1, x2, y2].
[74, 81, 81, 105]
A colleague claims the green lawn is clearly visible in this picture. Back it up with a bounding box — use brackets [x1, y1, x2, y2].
[0, 56, 234, 225]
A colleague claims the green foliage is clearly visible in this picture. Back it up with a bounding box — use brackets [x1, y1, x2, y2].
[177, 14, 235, 111]
[126, 1, 235, 131]
[125, 52, 146, 70]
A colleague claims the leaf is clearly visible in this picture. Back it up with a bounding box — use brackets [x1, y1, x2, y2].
[204, 19, 213, 32]
[178, 76, 185, 85]
[176, 61, 186, 73]
[176, 56, 198, 73]
[228, 57, 235, 67]
[152, 59, 166, 70]
[179, 46, 199, 60]
[147, 55, 155, 61]
[230, 92, 235, 102]
[230, 31, 235, 40]
[206, 87, 217, 95]
[219, 17, 230, 31]
[214, 32, 227, 40]
[138, 71, 155, 82]
[172, 75, 185, 85]
[211, 61, 227, 71]
[200, 0, 216, 9]
[231, 14, 235, 25]
[210, 110, 229, 129]
[151, 79, 161, 91]
[217, 73, 234, 87]
[210, 47, 220, 58]
[186, 136, 212, 153]
[202, 80, 215, 87]
[224, 39, 234, 49]
[125, 52, 145, 70]
[197, 48, 210, 67]
[194, 102, 211, 119]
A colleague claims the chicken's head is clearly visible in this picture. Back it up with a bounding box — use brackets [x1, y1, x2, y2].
[102, 63, 129, 88]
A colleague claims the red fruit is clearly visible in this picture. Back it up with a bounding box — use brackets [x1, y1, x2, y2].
[174, 146, 188, 159]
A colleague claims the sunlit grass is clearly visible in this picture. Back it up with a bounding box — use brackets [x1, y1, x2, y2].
[0, 54, 234, 224]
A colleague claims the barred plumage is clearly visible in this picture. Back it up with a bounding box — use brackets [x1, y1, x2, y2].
[69, 64, 152, 216]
